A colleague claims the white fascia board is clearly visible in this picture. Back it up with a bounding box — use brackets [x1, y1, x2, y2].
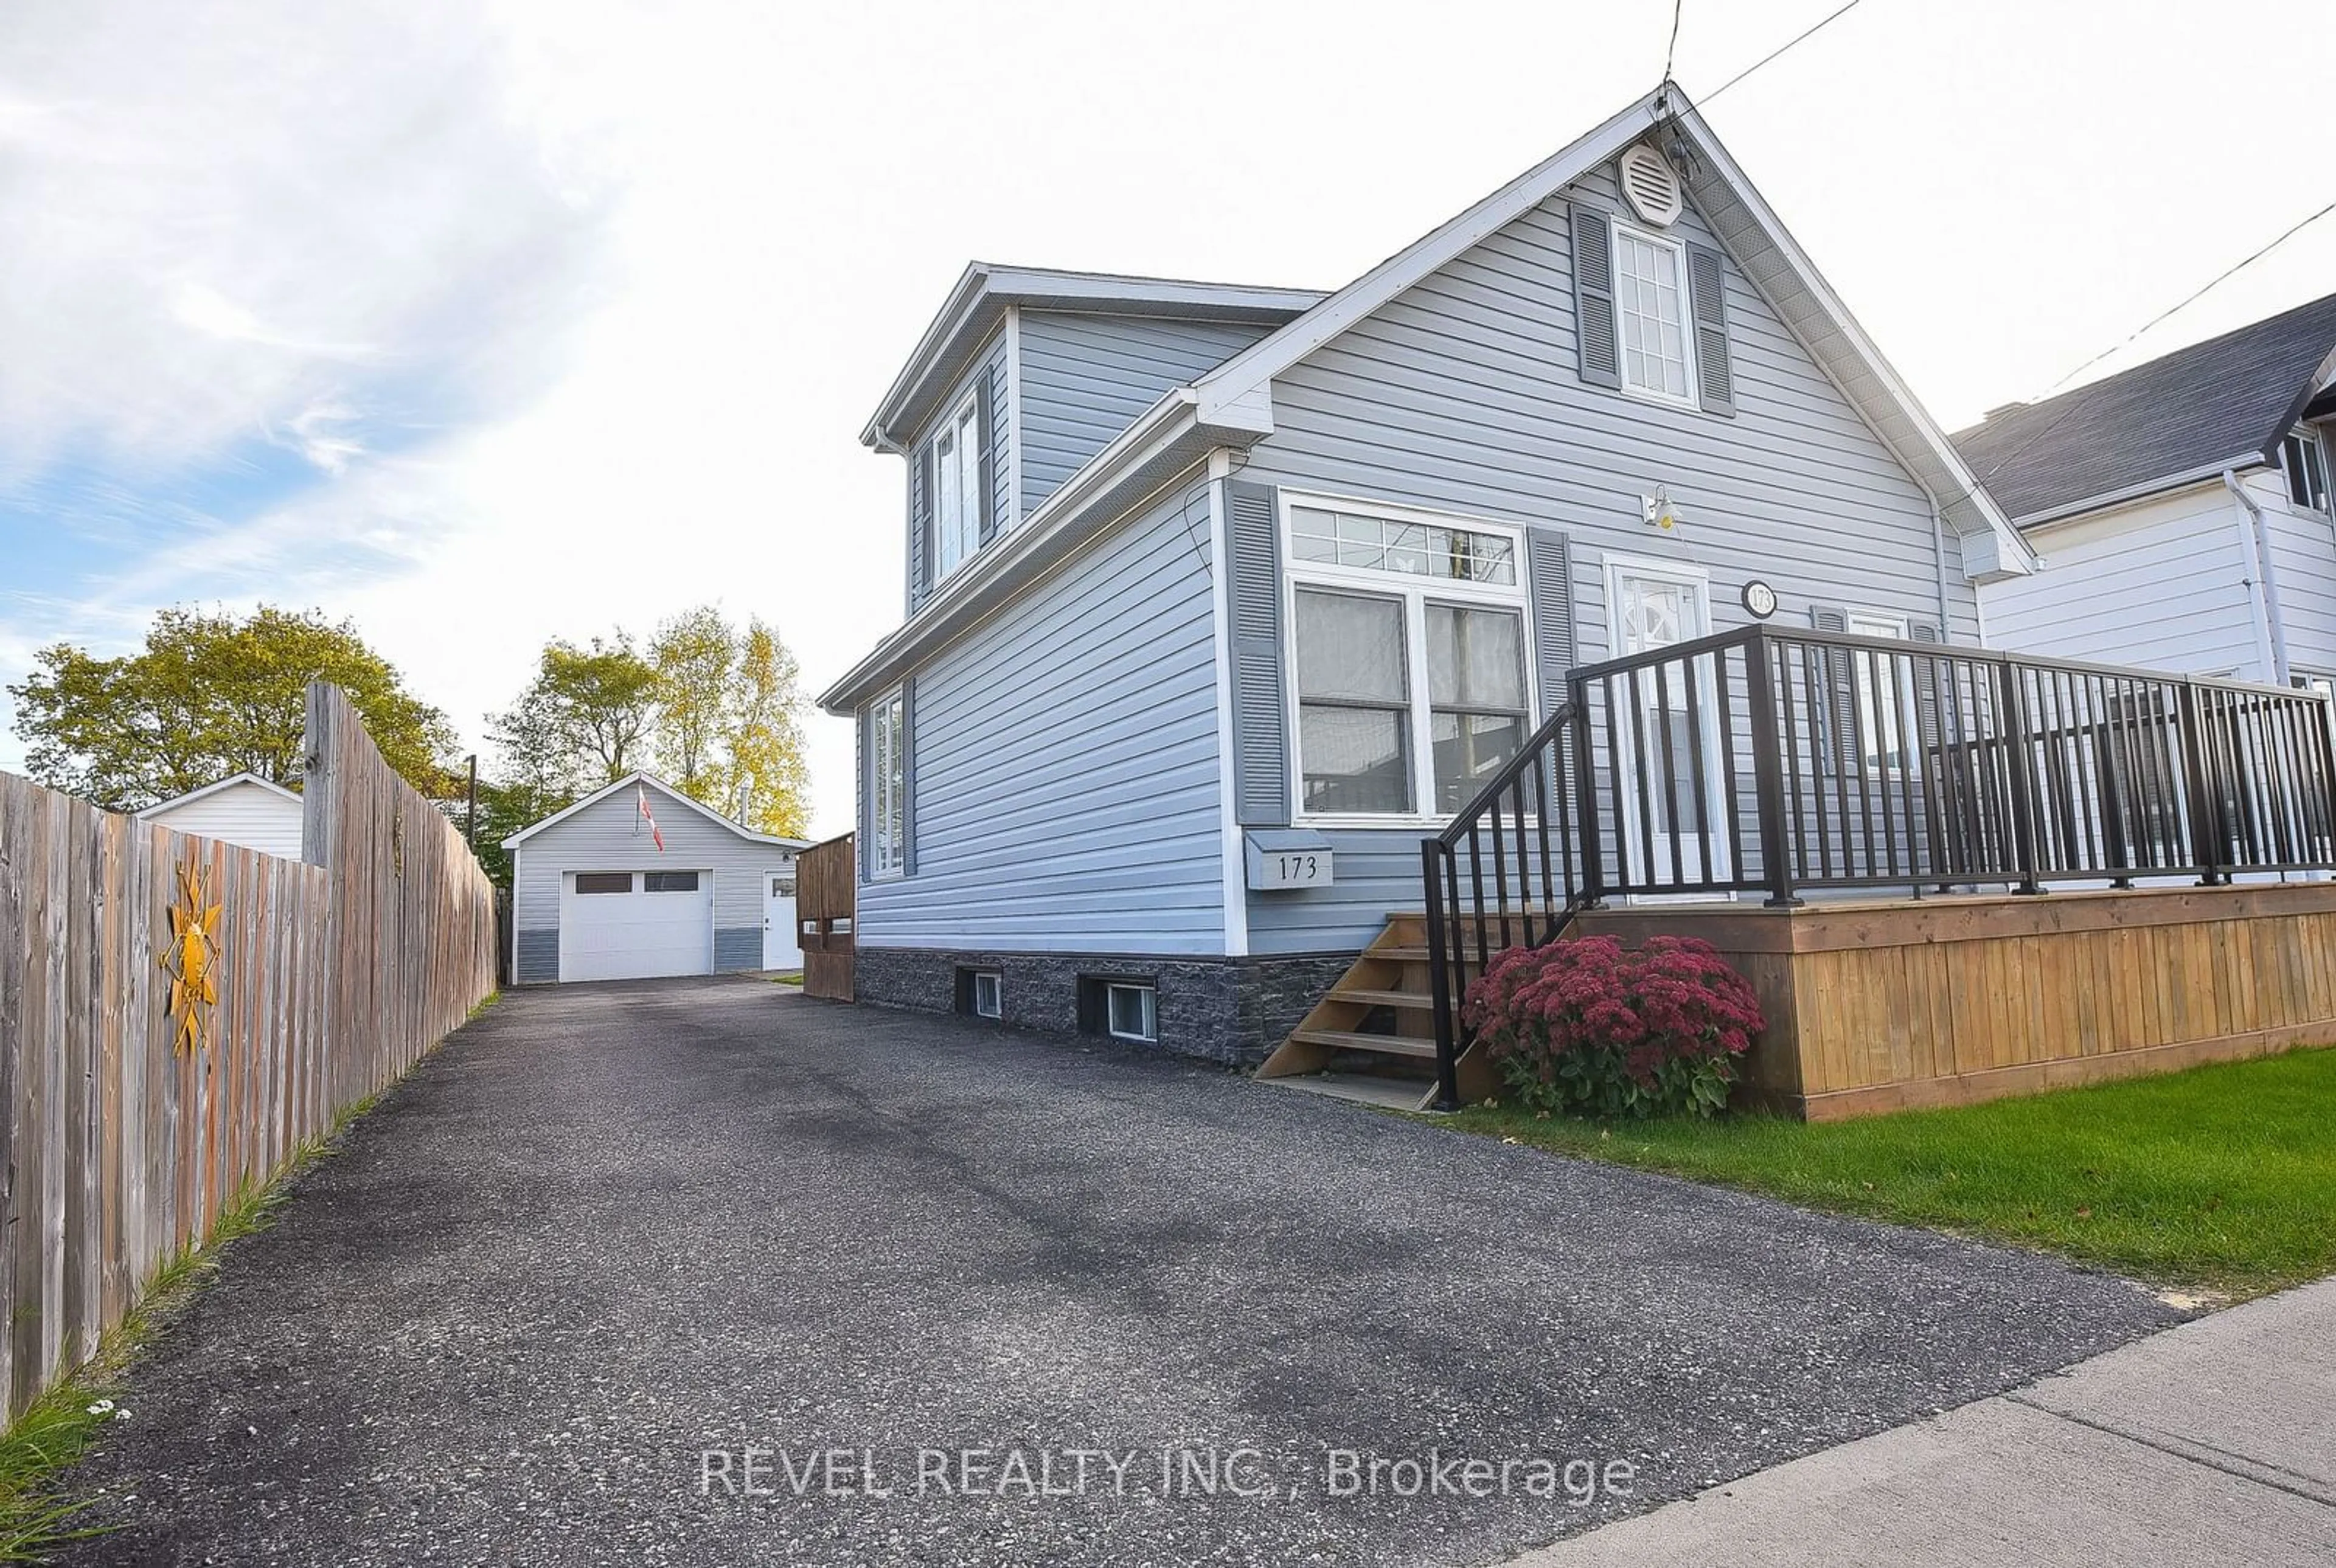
[139, 771, 302, 816]
[1196, 91, 1665, 426]
[502, 771, 808, 850]
[2011, 457, 2275, 532]
[864, 266, 1326, 450]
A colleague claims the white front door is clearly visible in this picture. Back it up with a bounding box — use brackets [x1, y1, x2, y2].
[1608, 561, 1729, 887]
[558, 870, 714, 982]
[762, 870, 801, 971]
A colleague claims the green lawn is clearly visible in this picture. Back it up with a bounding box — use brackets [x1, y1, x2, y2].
[1446, 1046, 2336, 1301]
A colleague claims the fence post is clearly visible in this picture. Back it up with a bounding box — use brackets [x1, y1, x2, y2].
[2178, 681, 2230, 886]
[1743, 632, 1801, 908]
[1421, 838, 1461, 1112]
[1569, 677, 1605, 910]
[1995, 660, 2046, 894]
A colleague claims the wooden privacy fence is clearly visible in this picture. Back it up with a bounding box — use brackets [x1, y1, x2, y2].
[0, 681, 495, 1421]
[797, 833, 855, 1001]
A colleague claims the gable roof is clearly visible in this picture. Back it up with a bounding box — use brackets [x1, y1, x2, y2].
[138, 772, 302, 817]
[1953, 290, 2336, 526]
[501, 771, 810, 851]
[1194, 84, 2034, 578]
[861, 264, 1327, 452]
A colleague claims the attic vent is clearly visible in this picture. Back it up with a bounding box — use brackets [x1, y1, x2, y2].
[1618, 143, 1683, 227]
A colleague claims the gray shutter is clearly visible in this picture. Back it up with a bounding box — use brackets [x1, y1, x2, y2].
[1686, 241, 1736, 417]
[908, 445, 933, 611]
[899, 676, 917, 876]
[1569, 204, 1621, 390]
[1810, 604, 1856, 774]
[975, 371, 999, 546]
[1227, 480, 1289, 825]
[1526, 529, 1575, 720]
[1909, 619, 1945, 762]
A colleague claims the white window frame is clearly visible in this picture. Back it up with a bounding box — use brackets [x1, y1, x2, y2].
[1280, 491, 1537, 829]
[971, 970, 1003, 1019]
[1608, 218, 1699, 410]
[2282, 425, 2331, 514]
[867, 685, 906, 879]
[933, 394, 984, 581]
[1105, 981, 1157, 1042]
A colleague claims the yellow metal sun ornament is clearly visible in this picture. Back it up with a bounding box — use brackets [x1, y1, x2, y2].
[162, 859, 221, 1056]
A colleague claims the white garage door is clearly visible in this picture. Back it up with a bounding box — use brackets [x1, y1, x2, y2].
[558, 870, 714, 982]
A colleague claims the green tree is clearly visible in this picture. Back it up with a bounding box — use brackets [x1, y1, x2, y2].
[725, 616, 810, 838]
[7, 605, 455, 810]
[648, 605, 737, 799]
[487, 636, 659, 797]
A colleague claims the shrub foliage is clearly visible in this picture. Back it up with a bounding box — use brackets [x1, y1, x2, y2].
[1463, 935, 1764, 1118]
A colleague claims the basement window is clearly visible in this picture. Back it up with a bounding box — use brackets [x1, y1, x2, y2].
[1105, 982, 1157, 1043]
[959, 970, 1003, 1020]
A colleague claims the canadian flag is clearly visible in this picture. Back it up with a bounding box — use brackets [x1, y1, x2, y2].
[637, 783, 665, 852]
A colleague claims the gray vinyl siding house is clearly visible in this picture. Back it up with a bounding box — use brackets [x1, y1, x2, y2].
[503, 772, 808, 985]
[821, 85, 2031, 1062]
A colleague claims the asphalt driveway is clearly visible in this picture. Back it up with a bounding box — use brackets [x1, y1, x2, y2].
[58, 978, 2177, 1567]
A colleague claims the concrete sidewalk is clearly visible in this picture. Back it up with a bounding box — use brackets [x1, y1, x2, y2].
[1509, 1276, 2336, 1567]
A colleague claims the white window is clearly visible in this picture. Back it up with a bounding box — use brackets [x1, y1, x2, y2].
[1285, 497, 1532, 822]
[1611, 221, 1696, 406]
[933, 397, 984, 579]
[1845, 611, 1913, 775]
[868, 687, 906, 877]
[971, 971, 1002, 1019]
[2283, 427, 2330, 513]
[1105, 982, 1156, 1042]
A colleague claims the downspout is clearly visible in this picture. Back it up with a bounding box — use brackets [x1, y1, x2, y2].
[2223, 469, 2290, 685]
[1929, 501, 1955, 639]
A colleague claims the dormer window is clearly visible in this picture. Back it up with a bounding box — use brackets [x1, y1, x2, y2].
[2282, 426, 2329, 513]
[934, 396, 984, 579]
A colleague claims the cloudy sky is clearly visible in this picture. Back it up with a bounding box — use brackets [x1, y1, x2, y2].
[2, 0, 2332, 834]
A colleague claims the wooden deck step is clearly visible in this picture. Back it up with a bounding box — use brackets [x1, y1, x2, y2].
[1324, 987, 1437, 1011]
[1286, 1029, 1437, 1060]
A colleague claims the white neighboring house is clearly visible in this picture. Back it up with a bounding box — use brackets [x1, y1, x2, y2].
[137, 773, 306, 859]
[502, 772, 810, 985]
[1960, 291, 2336, 695]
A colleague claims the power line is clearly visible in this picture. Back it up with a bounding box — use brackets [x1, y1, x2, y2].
[1706, 0, 1868, 102]
[2034, 196, 2336, 398]
[1663, 0, 1684, 85]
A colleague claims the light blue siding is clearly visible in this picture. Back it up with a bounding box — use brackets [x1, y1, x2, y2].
[858, 479, 1226, 954]
[1018, 311, 1273, 514]
[1239, 162, 1976, 955]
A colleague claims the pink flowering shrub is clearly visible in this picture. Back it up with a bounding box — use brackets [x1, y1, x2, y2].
[1462, 935, 1764, 1119]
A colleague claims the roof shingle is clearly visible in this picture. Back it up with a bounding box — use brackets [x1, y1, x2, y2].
[1952, 291, 2336, 523]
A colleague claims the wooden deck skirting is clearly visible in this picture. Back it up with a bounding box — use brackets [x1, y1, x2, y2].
[1578, 883, 2336, 1120]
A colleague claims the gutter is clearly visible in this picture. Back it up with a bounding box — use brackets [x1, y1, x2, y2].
[2009, 456, 2265, 532]
[2223, 468, 2290, 685]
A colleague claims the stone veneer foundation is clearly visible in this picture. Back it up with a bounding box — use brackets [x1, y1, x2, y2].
[850, 947, 1357, 1067]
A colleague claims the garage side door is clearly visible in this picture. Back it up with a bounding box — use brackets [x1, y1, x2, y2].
[558, 870, 714, 982]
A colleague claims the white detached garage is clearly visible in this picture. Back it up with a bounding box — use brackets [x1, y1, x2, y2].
[503, 772, 809, 984]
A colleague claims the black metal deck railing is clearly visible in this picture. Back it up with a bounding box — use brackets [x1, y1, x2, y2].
[1419, 626, 2336, 1108]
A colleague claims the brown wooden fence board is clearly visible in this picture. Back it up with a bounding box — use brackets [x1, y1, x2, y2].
[0, 680, 496, 1421]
